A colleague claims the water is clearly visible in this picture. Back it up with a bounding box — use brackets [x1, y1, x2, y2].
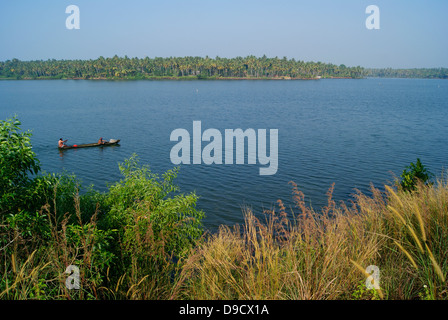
[1, 78, 447, 231]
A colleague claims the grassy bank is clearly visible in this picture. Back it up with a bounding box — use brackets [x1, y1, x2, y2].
[2, 177, 448, 300]
[1, 117, 447, 300]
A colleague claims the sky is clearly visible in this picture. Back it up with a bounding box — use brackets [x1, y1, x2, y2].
[0, 0, 447, 68]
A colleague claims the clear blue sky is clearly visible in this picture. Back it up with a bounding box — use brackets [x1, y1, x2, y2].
[0, 0, 447, 68]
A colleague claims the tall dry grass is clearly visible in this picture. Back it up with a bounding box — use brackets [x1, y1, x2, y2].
[174, 178, 448, 300]
[175, 182, 384, 299]
[380, 179, 448, 299]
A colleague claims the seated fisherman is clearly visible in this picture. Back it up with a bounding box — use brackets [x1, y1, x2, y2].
[58, 138, 68, 148]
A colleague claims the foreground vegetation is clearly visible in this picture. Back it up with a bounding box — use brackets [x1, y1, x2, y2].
[1, 117, 447, 300]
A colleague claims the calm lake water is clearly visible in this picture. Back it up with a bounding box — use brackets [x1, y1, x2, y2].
[1, 79, 447, 231]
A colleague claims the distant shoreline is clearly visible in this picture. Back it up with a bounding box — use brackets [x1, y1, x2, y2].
[2, 75, 447, 81]
[1, 76, 447, 81]
[1, 56, 446, 80]
[0, 56, 365, 80]
[0, 76, 355, 81]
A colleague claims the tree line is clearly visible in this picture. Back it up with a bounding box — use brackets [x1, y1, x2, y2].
[365, 67, 448, 79]
[1, 56, 446, 80]
[0, 55, 364, 80]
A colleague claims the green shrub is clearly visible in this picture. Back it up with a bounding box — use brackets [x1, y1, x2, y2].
[103, 154, 204, 257]
[99, 155, 204, 298]
[0, 116, 40, 214]
[400, 158, 433, 192]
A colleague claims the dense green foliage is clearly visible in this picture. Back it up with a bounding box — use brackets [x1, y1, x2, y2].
[0, 117, 204, 299]
[400, 158, 433, 192]
[0, 117, 41, 213]
[0, 56, 364, 80]
[2, 57, 447, 80]
[366, 68, 448, 79]
[104, 156, 203, 256]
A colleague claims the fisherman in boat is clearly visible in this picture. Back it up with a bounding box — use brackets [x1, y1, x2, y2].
[98, 137, 106, 145]
[58, 138, 68, 148]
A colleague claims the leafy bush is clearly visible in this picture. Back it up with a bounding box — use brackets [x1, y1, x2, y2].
[103, 155, 204, 257]
[400, 158, 433, 192]
[0, 117, 40, 214]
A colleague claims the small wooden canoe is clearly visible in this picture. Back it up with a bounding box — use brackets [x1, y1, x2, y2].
[59, 139, 120, 150]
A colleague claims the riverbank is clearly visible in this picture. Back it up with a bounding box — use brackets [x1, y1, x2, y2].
[2, 173, 447, 300]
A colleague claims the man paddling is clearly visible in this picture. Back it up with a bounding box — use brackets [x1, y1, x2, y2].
[98, 137, 106, 145]
[58, 138, 68, 148]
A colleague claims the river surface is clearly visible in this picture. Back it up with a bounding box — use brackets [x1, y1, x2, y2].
[1, 78, 447, 231]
